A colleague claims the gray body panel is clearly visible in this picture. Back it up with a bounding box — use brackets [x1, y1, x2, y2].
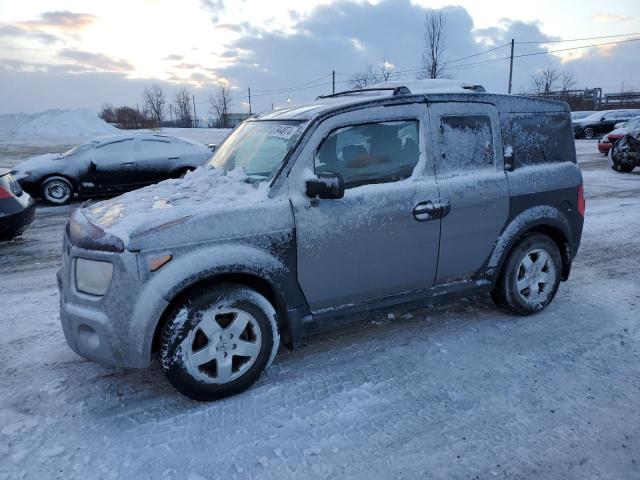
[57, 89, 584, 368]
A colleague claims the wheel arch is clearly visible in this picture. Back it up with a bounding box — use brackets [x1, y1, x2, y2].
[150, 270, 293, 357]
[487, 206, 573, 283]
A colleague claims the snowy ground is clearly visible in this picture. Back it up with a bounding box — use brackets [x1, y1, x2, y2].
[0, 139, 639, 479]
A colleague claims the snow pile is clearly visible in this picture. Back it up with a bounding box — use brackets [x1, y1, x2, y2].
[0, 109, 118, 139]
[86, 167, 269, 242]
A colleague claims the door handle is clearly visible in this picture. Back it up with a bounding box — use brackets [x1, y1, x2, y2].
[412, 201, 451, 222]
[168, 156, 180, 160]
[122, 162, 135, 167]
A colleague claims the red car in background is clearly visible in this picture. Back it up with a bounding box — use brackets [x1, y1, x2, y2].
[598, 115, 640, 154]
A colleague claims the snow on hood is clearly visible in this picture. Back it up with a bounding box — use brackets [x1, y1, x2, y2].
[85, 167, 269, 244]
[13, 153, 62, 173]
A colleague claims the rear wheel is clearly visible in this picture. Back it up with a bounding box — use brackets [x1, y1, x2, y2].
[42, 176, 73, 205]
[160, 284, 280, 401]
[491, 233, 562, 315]
[583, 127, 595, 139]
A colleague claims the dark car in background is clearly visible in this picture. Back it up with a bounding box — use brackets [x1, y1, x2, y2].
[0, 169, 35, 241]
[11, 134, 213, 205]
[597, 115, 640, 154]
[573, 109, 640, 139]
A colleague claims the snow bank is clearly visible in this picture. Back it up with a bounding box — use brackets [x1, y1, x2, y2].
[0, 109, 118, 139]
[86, 167, 269, 243]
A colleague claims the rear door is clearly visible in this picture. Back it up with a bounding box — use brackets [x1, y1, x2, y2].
[427, 102, 509, 284]
[135, 137, 177, 185]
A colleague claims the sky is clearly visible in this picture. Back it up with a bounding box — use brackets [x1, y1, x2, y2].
[0, 0, 638, 115]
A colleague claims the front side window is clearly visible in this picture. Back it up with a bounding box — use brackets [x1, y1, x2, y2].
[437, 115, 494, 174]
[208, 120, 304, 182]
[314, 120, 420, 189]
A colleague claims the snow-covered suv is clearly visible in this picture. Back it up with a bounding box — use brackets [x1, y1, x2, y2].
[57, 81, 585, 401]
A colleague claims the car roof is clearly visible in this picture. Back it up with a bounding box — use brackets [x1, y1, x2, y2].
[254, 80, 569, 122]
[89, 133, 200, 147]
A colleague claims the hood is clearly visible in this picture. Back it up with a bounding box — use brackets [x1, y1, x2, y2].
[84, 167, 271, 245]
[12, 153, 62, 174]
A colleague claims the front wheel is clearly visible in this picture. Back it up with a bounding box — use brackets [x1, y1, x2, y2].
[160, 284, 280, 401]
[583, 127, 595, 140]
[42, 176, 73, 205]
[491, 233, 562, 315]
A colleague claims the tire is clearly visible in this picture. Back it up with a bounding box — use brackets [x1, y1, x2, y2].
[160, 284, 280, 401]
[583, 127, 595, 140]
[491, 233, 562, 315]
[611, 157, 634, 173]
[42, 176, 73, 205]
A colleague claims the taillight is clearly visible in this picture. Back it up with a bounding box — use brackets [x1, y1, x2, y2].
[577, 184, 585, 217]
[0, 186, 13, 199]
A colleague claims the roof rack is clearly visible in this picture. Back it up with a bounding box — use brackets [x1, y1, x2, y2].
[317, 86, 412, 100]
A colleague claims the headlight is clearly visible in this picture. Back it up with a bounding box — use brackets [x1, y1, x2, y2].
[75, 258, 113, 296]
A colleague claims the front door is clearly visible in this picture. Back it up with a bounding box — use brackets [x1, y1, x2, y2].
[426, 102, 509, 284]
[90, 138, 138, 192]
[289, 104, 441, 312]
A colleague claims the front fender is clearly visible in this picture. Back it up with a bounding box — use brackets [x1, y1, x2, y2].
[129, 243, 290, 367]
[486, 205, 572, 277]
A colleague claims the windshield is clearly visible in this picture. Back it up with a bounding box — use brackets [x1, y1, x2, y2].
[60, 143, 90, 159]
[208, 120, 304, 182]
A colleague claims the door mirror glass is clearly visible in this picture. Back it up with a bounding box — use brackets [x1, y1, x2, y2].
[305, 173, 344, 199]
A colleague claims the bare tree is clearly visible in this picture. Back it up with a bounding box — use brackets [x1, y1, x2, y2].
[99, 103, 116, 124]
[419, 10, 447, 79]
[530, 65, 560, 94]
[561, 71, 577, 91]
[208, 84, 233, 128]
[349, 58, 395, 89]
[173, 87, 192, 127]
[143, 84, 166, 127]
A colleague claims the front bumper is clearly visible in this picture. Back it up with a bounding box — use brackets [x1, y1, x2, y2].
[0, 198, 35, 240]
[57, 230, 167, 368]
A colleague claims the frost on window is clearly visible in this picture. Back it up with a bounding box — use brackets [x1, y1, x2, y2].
[437, 115, 494, 175]
[315, 120, 419, 189]
[510, 113, 573, 166]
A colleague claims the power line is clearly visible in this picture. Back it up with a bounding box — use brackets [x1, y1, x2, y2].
[516, 31, 640, 44]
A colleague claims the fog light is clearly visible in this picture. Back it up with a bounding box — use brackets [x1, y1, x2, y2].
[75, 258, 113, 296]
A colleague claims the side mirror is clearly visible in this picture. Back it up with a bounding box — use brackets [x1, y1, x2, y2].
[207, 144, 217, 152]
[88, 159, 97, 172]
[305, 173, 344, 200]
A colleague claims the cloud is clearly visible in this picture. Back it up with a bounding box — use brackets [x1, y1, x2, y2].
[0, 23, 60, 45]
[58, 49, 134, 72]
[201, 0, 225, 23]
[23, 11, 99, 31]
[0, 0, 637, 114]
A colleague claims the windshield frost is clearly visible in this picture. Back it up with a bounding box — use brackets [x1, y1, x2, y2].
[208, 120, 303, 182]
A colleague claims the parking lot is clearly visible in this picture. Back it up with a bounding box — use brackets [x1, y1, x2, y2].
[0, 139, 639, 479]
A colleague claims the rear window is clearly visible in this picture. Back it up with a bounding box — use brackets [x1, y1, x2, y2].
[510, 113, 574, 166]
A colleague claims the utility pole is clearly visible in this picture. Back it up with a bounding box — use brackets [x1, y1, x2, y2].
[248, 87, 252, 115]
[192, 95, 198, 128]
[508, 38, 514, 94]
[169, 104, 173, 127]
[332, 70, 335, 94]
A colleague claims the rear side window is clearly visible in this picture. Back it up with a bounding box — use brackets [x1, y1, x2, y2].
[510, 113, 574, 166]
[315, 120, 420, 189]
[437, 115, 494, 175]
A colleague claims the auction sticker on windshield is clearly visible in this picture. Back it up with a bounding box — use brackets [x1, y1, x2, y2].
[268, 124, 299, 139]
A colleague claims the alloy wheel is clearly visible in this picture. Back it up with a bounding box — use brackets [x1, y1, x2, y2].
[515, 248, 556, 304]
